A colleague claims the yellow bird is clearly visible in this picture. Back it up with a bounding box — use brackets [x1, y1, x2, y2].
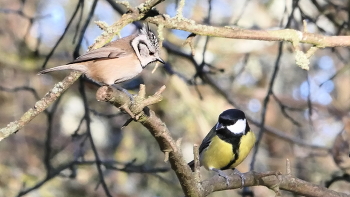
[188, 109, 256, 187]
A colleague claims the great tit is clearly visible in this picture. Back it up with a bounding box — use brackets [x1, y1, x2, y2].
[188, 109, 256, 187]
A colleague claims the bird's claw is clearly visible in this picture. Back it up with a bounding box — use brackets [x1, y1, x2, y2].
[212, 168, 230, 186]
[233, 168, 245, 188]
[218, 170, 230, 186]
[113, 85, 134, 102]
[239, 174, 245, 188]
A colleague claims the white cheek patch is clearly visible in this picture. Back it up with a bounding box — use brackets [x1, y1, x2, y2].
[226, 119, 246, 134]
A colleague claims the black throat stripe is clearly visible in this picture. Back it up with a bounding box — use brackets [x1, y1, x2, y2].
[217, 121, 251, 170]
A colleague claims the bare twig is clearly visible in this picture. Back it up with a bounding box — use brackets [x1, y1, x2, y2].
[73, 0, 98, 58]
[183, 33, 196, 56]
[192, 144, 201, 187]
[43, 95, 63, 173]
[17, 159, 168, 196]
[79, 78, 112, 197]
[0, 71, 81, 141]
[41, 1, 83, 69]
[250, 42, 284, 170]
[0, 85, 41, 101]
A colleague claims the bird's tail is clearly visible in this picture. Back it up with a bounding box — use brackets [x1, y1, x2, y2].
[38, 64, 86, 75]
[188, 160, 195, 172]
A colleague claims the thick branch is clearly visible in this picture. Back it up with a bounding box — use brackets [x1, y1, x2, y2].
[96, 85, 202, 197]
[146, 15, 350, 47]
[201, 171, 349, 197]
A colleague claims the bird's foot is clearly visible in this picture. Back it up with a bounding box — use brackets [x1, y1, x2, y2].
[233, 168, 246, 188]
[112, 85, 134, 102]
[212, 168, 230, 186]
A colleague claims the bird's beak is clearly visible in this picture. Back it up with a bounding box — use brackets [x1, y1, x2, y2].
[157, 57, 165, 64]
[215, 123, 224, 130]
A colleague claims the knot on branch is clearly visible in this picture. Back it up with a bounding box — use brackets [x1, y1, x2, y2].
[96, 84, 166, 120]
[183, 33, 196, 56]
[295, 50, 310, 70]
[253, 171, 282, 196]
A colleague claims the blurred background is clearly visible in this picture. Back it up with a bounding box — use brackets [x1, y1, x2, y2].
[0, 0, 349, 196]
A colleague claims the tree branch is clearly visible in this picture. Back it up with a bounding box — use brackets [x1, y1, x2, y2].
[96, 85, 202, 196]
[0, 71, 81, 141]
[145, 15, 350, 47]
[201, 171, 349, 197]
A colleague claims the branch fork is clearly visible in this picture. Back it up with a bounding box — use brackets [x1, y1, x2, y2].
[96, 84, 166, 121]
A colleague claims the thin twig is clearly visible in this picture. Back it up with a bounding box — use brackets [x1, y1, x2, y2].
[40, 1, 82, 69]
[250, 42, 284, 170]
[79, 78, 112, 197]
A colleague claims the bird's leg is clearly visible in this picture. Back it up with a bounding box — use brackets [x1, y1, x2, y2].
[232, 168, 246, 188]
[102, 85, 134, 118]
[111, 85, 134, 102]
[212, 168, 230, 186]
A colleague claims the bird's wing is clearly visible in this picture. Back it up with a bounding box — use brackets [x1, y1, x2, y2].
[69, 46, 128, 64]
[198, 125, 217, 154]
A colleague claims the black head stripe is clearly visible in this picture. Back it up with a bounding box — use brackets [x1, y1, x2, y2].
[140, 23, 160, 51]
[245, 121, 250, 132]
[148, 31, 159, 50]
[218, 109, 246, 126]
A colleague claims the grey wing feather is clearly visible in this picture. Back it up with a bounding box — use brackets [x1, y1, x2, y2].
[69, 46, 127, 64]
[198, 125, 217, 154]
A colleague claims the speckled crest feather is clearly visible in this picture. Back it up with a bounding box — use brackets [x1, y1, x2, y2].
[140, 23, 159, 51]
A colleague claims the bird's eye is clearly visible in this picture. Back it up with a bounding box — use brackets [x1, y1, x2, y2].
[149, 51, 154, 55]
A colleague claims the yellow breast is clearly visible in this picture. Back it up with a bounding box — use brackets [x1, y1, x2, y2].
[200, 131, 256, 170]
[201, 136, 233, 170]
[229, 130, 256, 168]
